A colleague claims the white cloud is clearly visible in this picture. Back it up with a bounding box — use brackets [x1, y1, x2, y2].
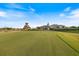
[8, 4, 36, 13]
[0, 10, 28, 28]
[0, 11, 7, 17]
[58, 8, 79, 26]
[70, 9, 79, 15]
[6, 4, 36, 15]
[29, 6, 35, 12]
[68, 14, 79, 18]
[64, 7, 71, 12]
[6, 3, 27, 10]
[59, 7, 71, 17]
[67, 9, 79, 18]
[59, 8, 79, 18]
[59, 13, 65, 17]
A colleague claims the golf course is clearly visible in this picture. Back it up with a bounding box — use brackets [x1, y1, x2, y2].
[0, 31, 79, 56]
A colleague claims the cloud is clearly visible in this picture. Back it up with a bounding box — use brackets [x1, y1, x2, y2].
[6, 4, 36, 13]
[59, 8, 79, 18]
[6, 3, 27, 10]
[59, 7, 71, 17]
[59, 13, 65, 17]
[0, 11, 7, 17]
[0, 4, 37, 28]
[70, 9, 79, 18]
[64, 7, 71, 12]
[30, 8, 35, 12]
[29, 6, 35, 13]
[70, 9, 79, 15]
[67, 9, 79, 18]
[0, 10, 28, 28]
[58, 8, 79, 26]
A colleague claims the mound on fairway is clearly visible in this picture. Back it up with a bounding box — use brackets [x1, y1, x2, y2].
[0, 31, 79, 56]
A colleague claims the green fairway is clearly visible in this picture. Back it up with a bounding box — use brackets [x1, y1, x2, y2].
[0, 31, 79, 56]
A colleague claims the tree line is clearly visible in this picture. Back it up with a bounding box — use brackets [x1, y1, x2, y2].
[0, 26, 79, 32]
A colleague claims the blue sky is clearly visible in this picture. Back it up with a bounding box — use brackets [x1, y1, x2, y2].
[0, 3, 79, 28]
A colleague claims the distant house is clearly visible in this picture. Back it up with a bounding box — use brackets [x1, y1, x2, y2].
[23, 22, 31, 30]
[37, 23, 66, 30]
[37, 23, 50, 30]
[50, 24, 66, 29]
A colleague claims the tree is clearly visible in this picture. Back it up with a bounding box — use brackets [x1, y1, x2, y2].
[23, 22, 31, 31]
[70, 26, 77, 29]
[77, 26, 79, 29]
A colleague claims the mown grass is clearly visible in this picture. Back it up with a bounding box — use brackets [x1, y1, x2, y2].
[57, 32, 79, 55]
[0, 31, 79, 56]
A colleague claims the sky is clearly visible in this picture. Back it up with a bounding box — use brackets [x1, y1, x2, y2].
[0, 3, 79, 28]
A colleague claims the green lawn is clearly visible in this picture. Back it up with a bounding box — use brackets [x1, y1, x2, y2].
[0, 31, 79, 56]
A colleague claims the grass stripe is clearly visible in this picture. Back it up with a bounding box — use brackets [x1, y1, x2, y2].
[56, 34, 79, 54]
